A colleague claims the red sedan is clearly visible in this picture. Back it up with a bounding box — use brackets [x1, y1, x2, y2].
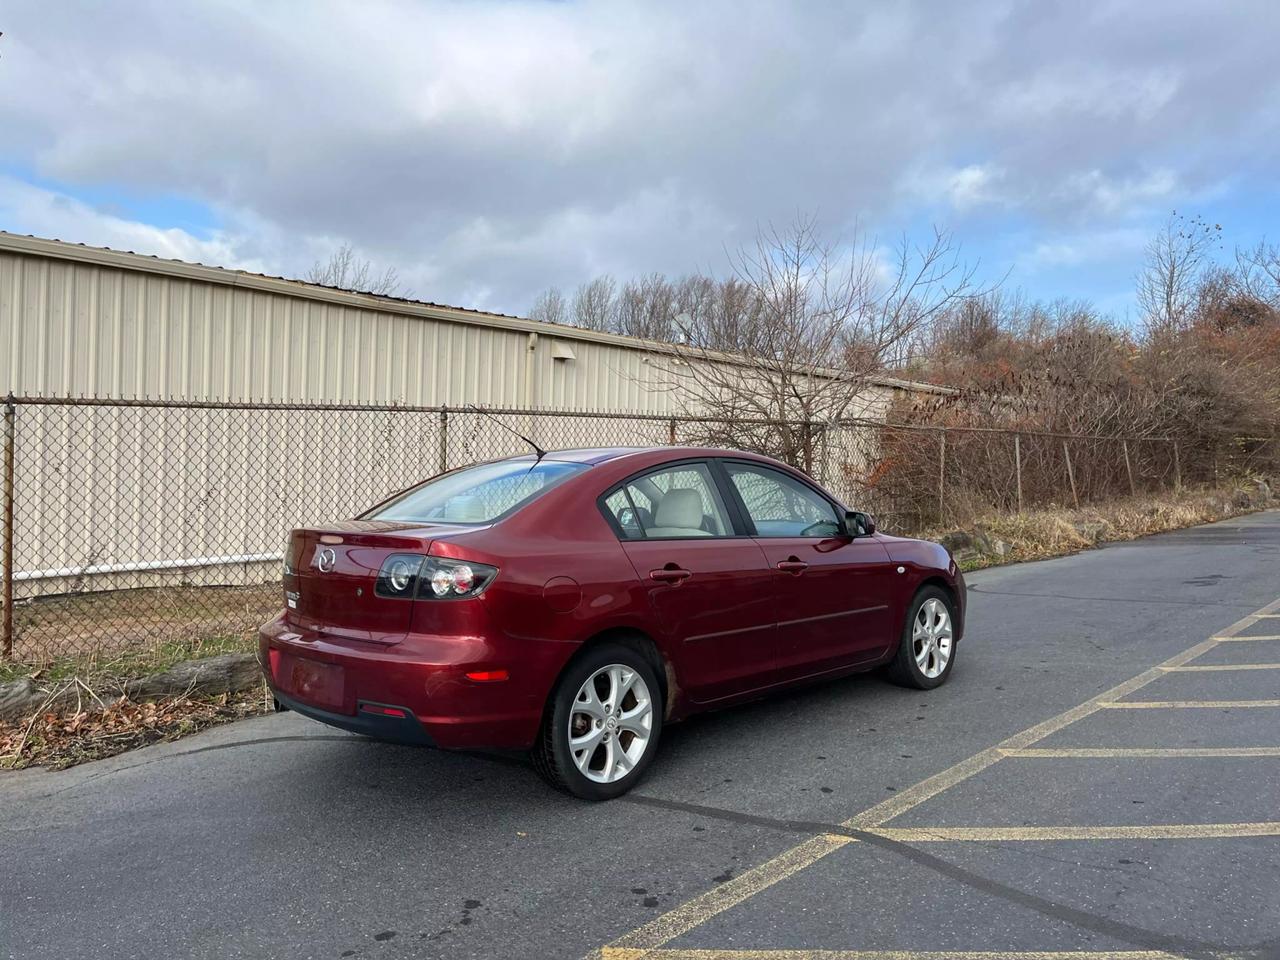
[260, 447, 965, 799]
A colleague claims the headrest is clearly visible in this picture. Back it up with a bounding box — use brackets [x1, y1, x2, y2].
[655, 488, 704, 530]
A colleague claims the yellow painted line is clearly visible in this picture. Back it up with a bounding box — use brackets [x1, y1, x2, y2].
[594, 834, 852, 956]
[586, 596, 1280, 959]
[1161, 663, 1280, 672]
[597, 952, 1161, 960]
[1215, 598, 1280, 638]
[871, 822, 1280, 842]
[842, 634, 1229, 831]
[1001, 746, 1280, 758]
[1214, 634, 1280, 641]
[1099, 699, 1280, 709]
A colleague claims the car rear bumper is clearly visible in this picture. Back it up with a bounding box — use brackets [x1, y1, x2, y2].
[258, 612, 556, 750]
[270, 687, 435, 746]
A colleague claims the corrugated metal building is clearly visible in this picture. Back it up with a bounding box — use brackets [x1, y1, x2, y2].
[0, 232, 945, 411]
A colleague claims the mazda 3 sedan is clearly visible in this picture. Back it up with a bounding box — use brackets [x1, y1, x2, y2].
[260, 447, 965, 799]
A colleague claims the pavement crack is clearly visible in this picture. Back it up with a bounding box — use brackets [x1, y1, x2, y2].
[622, 793, 846, 839]
[31, 735, 357, 799]
[848, 829, 1235, 960]
[621, 793, 1239, 960]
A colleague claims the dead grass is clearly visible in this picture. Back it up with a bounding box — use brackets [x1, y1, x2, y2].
[0, 629, 263, 688]
[0, 690, 269, 771]
[930, 483, 1274, 571]
[10, 583, 280, 662]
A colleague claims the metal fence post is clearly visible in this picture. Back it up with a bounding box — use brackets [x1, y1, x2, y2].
[438, 406, 449, 474]
[3, 393, 14, 659]
[937, 428, 946, 522]
[667, 418, 676, 446]
[1122, 440, 1136, 497]
[1063, 439, 1079, 508]
[1014, 434, 1023, 513]
[1173, 441, 1181, 492]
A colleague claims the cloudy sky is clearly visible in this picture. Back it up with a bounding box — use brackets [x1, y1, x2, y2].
[2, 1, 1278, 319]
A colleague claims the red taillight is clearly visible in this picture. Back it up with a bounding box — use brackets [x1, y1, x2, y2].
[267, 648, 281, 679]
[360, 704, 408, 718]
[465, 669, 510, 683]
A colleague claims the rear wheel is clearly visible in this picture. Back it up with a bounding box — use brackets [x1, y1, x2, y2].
[533, 641, 663, 800]
[885, 586, 956, 689]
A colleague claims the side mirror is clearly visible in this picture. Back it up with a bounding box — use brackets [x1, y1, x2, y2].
[845, 510, 876, 537]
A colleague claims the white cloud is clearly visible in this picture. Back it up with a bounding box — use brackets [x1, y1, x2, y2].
[1059, 169, 1179, 216]
[1023, 227, 1150, 268]
[0, 174, 249, 268]
[903, 163, 1007, 211]
[1, 0, 1278, 312]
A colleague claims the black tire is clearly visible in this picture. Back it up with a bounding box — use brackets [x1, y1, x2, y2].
[533, 640, 664, 800]
[884, 586, 957, 690]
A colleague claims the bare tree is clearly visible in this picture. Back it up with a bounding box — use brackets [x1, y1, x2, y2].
[1235, 240, 1280, 310]
[659, 215, 976, 471]
[307, 243, 408, 297]
[572, 276, 616, 330]
[614, 273, 680, 341]
[528, 287, 569, 326]
[1136, 212, 1221, 335]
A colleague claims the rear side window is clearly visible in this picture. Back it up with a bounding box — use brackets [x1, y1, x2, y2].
[603, 489, 644, 539]
[369, 459, 587, 524]
[724, 462, 842, 538]
[603, 463, 732, 539]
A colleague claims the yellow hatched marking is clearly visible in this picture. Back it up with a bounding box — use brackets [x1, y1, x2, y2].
[1099, 699, 1280, 709]
[870, 822, 1280, 842]
[1001, 746, 1280, 758]
[600, 950, 1199, 960]
[841, 633, 1229, 831]
[593, 835, 852, 957]
[586, 596, 1280, 959]
[1161, 663, 1280, 672]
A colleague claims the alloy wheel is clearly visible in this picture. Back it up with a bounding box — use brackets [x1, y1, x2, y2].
[567, 664, 654, 783]
[912, 597, 953, 679]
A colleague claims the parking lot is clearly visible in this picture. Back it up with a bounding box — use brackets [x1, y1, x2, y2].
[3, 510, 1280, 960]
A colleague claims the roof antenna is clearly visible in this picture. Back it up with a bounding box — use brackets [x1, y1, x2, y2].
[466, 404, 547, 461]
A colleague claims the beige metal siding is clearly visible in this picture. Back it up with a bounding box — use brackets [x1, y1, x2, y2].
[0, 244, 681, 411]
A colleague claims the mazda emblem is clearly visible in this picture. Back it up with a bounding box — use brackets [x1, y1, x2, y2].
[316, 547, 337, 573]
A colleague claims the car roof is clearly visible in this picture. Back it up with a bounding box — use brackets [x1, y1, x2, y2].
[510, 446, 781, 466]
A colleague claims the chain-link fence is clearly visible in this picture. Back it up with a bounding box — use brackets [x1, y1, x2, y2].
[1, 395, 1273, 664]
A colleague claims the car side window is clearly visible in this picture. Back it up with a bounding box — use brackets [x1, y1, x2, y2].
[724, 462, 842, 538]
[603, 463, 732, 539]
[603, 489, 645, 539]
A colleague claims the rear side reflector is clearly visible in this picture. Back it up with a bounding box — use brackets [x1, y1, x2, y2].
[359, 703, 408, 718]
[465, 669, 510, 682]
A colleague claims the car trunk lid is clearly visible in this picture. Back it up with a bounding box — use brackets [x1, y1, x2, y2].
[284, 520, 475, 644]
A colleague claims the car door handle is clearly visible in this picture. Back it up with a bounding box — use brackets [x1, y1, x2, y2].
[649, 567, 692, 584]
[777, 559, 809, 574]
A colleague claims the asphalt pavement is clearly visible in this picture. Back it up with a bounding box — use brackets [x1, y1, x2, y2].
[3, 510, 1280, 960]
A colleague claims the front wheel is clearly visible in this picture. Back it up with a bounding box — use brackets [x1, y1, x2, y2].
[533, 641, 664, 800]
[884, 587, 957, 689]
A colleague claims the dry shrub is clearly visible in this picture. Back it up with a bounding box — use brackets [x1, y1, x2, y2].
[928, 483, 1273, 568]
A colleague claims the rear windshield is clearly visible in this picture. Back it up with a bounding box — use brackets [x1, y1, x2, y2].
[366, 459, 588, 524]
